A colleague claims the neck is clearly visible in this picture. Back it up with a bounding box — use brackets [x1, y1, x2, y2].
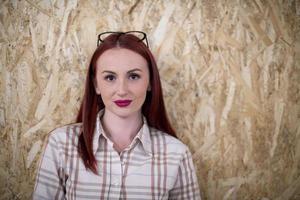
[101, 110, 143, 152]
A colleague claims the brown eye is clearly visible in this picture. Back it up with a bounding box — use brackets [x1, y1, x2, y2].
[129, 73, 140, 80]
[104, 74, 116, 81]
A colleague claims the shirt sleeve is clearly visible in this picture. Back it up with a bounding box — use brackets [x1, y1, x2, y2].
[32, 133, 66, 200]
[169, 148, 201, 200]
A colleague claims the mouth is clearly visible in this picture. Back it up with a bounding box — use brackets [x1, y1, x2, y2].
[114, 100, 132, 107]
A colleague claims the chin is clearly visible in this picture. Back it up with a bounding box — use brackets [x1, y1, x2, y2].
[112, 108, 141, 118]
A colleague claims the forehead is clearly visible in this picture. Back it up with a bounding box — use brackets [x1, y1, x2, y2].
[96, 48, 148, 71]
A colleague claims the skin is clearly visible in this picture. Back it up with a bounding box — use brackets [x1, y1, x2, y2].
[94, 48, 150, 152]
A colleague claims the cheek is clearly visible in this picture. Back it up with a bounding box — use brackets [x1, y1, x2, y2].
[98, 85, 111, 97]
[96, 79, 112, 97]
[133, 83, 149, 98]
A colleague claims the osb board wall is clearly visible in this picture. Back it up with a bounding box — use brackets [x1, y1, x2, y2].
[0, 0, 299, 199]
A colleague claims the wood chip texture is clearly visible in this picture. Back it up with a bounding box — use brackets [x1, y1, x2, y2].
[0, 0, 299, 199]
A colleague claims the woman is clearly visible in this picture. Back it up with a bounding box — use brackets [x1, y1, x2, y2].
[33, 31, 201, 199]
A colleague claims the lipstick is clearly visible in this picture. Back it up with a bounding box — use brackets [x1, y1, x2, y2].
[114, 100, 132, 107]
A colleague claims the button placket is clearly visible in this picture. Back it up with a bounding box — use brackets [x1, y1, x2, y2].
[108, 149, 122, 199]
[120, 152, 127, 174]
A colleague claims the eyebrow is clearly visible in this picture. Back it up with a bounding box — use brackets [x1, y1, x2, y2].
[128, 68, 142, 73]
[101, 68, 143, 74]
[101, 70, 116, 74]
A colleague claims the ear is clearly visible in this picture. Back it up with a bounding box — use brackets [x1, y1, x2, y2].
[147, 84, 151, 91]
[93, 79, 101, 95]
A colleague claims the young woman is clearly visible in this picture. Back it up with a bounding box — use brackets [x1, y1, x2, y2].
[33, 31, 201, 199]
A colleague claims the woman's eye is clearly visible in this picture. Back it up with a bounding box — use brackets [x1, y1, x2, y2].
[104, 75, 116, 81]
[129, 73, 140, 80]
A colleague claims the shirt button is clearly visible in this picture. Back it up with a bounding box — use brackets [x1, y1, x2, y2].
[112, 181, 119, 186]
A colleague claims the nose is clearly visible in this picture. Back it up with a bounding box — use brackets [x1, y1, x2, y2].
[116, 79, 128, 97]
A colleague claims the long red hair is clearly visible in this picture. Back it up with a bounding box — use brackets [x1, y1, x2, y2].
[76, 33, 176, 174]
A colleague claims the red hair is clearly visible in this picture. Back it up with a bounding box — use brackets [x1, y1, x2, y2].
[76, 33, 176, 174]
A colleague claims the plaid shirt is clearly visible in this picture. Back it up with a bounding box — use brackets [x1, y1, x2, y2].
[33, 111, 201, 200]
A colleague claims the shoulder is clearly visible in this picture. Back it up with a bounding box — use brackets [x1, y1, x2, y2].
[46, 123, 82, 146]
[38, 123, 82, 169]
[149, 127, 190, 156]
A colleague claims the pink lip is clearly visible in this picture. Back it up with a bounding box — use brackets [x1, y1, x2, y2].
[114, 100, 132, 107]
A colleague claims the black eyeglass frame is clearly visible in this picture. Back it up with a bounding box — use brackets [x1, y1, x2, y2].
[97, 31, 149, 48]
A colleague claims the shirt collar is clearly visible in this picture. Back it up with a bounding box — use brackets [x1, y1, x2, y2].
[93, 109, 152, 156]
[135, 116, 152, 155]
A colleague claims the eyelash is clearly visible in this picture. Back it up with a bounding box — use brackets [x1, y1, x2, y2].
[104, 75, 116, 81]
[103, 73, 141, 81]
[128, 73, 140, 80]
